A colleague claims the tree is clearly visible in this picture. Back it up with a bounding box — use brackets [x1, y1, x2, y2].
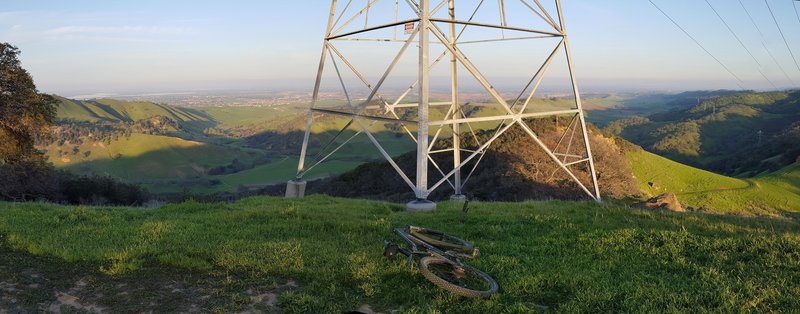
[0, 43, 56, 164]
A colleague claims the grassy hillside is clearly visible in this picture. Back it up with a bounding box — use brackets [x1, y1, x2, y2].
[760, 163, 800, 195]
[191, 157, 364, 193]
[197, 105, 301, 129]
[46, 133, 236, 177]
[55, 97, 216, 132]
[627, 149, 800, 215]
[44, 133, 269, 192]
[1, 196, 798, 312]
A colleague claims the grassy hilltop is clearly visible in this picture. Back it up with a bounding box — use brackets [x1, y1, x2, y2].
[1, 196, 799, 312]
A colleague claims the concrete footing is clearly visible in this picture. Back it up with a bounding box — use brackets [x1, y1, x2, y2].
[449, 194, 467, 201]
[406, 199, 436, 212]
[285, 180, 307, 198]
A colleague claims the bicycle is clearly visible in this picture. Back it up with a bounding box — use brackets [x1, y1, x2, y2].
[382, 225, 499, 299]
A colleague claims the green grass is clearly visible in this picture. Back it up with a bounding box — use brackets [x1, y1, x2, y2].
[203, 157, 364, 193]
[197, 105, 300, 129]
[49, 134, 257, 182]
[1, 196, 798, 312]
[627, 150, 800, 215]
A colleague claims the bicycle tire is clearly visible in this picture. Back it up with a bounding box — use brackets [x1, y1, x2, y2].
[419, 256, 498, 299]
[409, 227, 474, 253]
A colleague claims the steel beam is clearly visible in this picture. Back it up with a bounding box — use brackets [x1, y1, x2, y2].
[297, 0, 338, 176]
[328, 18, 420, 40]
[428, 109, 580, 126]
[557, 0, 601, 201]
[416, 0, 431, 199]
[448, 0, 462, 196]
[428, 18, 563, 37]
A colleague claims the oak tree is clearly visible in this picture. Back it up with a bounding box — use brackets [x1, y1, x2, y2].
[0, 43, 55, 164]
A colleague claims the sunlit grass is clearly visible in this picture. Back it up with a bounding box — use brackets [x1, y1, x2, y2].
[1, 195, 799, 312]
[628, 150, 800, 215]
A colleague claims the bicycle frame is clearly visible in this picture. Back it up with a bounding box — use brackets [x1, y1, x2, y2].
[386, 225, 468, 268]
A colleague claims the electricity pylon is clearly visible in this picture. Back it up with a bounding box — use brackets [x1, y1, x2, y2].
[286, 0, 601, 210]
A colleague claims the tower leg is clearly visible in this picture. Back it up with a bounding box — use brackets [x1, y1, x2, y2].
[448, 0, 465, 202]
[285, 179, 307, 198]
[408, 0, 435, 211]
[557, 0, 601, 202]
[287, 0, 338, 199]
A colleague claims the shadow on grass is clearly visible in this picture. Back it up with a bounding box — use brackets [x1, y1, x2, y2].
[0, 237, 298, 313]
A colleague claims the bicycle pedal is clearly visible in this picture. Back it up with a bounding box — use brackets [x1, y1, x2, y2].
[383, 244, 400, 258]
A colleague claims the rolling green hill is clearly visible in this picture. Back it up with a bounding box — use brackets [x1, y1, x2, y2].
[55, 97, 217, 132]
[627, 149, 800, 215]
[606, 91, 800, 176]
[1, 196, 798, 312]
[43, 133, 270, 192]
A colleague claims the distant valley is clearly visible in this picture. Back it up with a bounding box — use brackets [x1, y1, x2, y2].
[42, 96, 412, 195]
[605, 91, 800, 176]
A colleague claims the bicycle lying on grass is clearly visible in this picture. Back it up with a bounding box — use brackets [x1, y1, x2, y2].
[383, 225, 499, 299]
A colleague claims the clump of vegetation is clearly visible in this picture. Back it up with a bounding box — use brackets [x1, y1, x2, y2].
[651, 121, 701, 156]
[58, 173, 147, 206]
[0, 166, 147, 205]
[604, 116, 650, 136]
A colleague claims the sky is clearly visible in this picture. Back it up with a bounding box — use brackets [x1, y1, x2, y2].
[1, 0, 800, 96]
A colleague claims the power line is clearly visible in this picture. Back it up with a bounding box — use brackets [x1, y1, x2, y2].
[764, 0, 800, 75]
[738, 0, 795, 86]
[704, 0, 776, 89]
[648, 0, 745, 89]
[795, 0, 800, 26]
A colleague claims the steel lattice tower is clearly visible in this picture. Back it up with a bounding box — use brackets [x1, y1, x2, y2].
[286, 0, 601, 210]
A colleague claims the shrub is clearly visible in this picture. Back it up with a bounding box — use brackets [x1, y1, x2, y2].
[0, 162, 147, 205]
[58, 173, 147, 206]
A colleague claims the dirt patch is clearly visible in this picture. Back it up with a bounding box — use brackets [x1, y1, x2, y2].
[637, 193, 685, 212]
[48, 278, 107, 313]
[240, 280, 299, 313]
[0, 242, 301, 313]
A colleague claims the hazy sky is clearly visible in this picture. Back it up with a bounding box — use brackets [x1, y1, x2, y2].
[2, 0, 800, 95]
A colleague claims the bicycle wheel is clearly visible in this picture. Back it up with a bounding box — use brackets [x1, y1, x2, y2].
[409, 227, 474, 253]
[419, 256, 498, 299]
